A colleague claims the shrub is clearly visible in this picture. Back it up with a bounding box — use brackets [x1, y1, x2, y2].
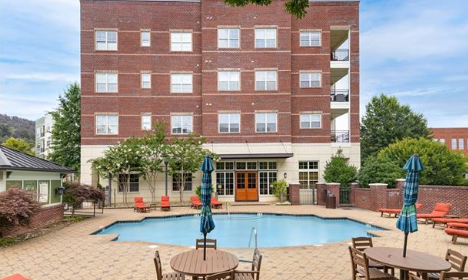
[63, 182, 105, 217]
[0, 188, 40, 229]
[272, 179, 288, 202]
[323, 149, 358, 187]
[357, 156, 403, 188]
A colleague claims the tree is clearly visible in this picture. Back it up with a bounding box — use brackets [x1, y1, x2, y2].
[224, 0, 309, 19]
[357, 155, 403, 188]
[378, 138, 468, 186]
[62, 182, 104, 217]
[2, 137, 34, 155]
[323, 149, 357, 187]
[48, 83, 81, 172]
[360, 94, 431, 162]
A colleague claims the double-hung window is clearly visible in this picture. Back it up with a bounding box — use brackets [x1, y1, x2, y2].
[118, 174, 139, 192]
[299, 161, 319, 189]
[172, 173, 193, 191]
[459, 138, 465, 150]
[141, 72, 151, 89]
[300, 113, 321, 129]
[171, 32, 192, 51]
[95, 72, 118, 93]
[255, 71, 277, 91]
[300, 72, 321, 88]
[171, 114, 193, 134]
[452, 139, 457, 150]
[95, 30, 117, 51]
[219, 113, 240, 133]
[141, 114, 151, 130]
[256, 112, 277, 133]
[218, 28, 240, 48]
[96, 115, 118, 135]
[218, 71, 240, 91]
[255, 28, 276, 48]
[300, 31, 321, 46]
[171, 73, 193, 93]
[141, 31, 151, 47]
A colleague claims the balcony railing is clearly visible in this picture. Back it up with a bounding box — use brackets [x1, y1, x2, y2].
[331, 89, 349, 102]
[331, 49, 349, 61]
[331, 130, 350, 143]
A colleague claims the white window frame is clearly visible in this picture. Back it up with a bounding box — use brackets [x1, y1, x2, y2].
[451, 139, 457, 150]
[218, 71, 240, 91]
[255, 28, 277, 48]
[440, 139, 446, 144]
[299, 113, 322, 129]
[299, 31, 321, 47]
[255, 70, 277, 91]
[95, 114, 118, 135]
[218, 28, 240, 48]
[255, 112, 277, 133]
[171, 73, 193, 93]
[141, 30, 151, 47]
[141, 72, 151, 89]
[300, 71, 321, 88]
[218, 113, 241, 133]
[170, 32, 192, 52]
[171, 114, 193, 135]
[459, 138, 465, 150]
[95, 72, 118, 93]
[95, 30, 117, 51]
[298, 161, 319, 189]
[141, 114, 152, 131]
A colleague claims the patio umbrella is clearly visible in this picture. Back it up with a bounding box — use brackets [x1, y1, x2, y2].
[200, 155, 215, 261]
[396, 154, 424, 257]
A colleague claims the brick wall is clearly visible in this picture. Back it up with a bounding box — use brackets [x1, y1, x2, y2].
[288, 184, 300, 205]
[0, 204, 64, 238]
[431, 127, 468, 154]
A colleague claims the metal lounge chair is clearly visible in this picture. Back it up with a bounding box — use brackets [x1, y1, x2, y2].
[379, 203, 422, 218]
[348, 247, 397, 280]
[154, 251, 186, 280]
[191, 196, 202, 209]
[211, 197, 223, 209]
[445, 223, 468, 244]
[432, 217, 468, 228]
[417, 203, 451, 224]
[134, 196, 149, 212]
[161, 195, 171, 211]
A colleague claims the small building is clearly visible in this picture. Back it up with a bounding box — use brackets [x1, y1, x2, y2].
[35, 113, 54, 158]
[0, 145, 74, 206]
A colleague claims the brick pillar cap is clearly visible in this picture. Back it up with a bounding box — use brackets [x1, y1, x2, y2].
[396, 179, 406, 182]
[326, 183, 340, 186]
[369, 183, 388, 187]
[317, 182, 326, 185]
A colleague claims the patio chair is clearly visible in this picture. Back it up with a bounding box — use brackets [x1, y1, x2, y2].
[445, 223, 468, 244]
[351, 237, 394, 276]
[211, 197, 223, 209]
[417, 203, 451, 224]
[195, 238, 217, 250]
[191, 196, 202, 209]
[206, 271, 234, 280]
[161, 196, 171, 211]
[234, 248, 262, 280]
[432, 217, 468, 228]
[379, 204, 422, 218]
[0, 274, 31, 280]
[348, 247, 397, 280]
[427, 249, 467, 280]
[440, 272, 468, 279]
[134, 197, 149, 212]
[154, 251, 186, 280]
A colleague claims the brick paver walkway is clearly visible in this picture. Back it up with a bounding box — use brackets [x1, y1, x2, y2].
[1, 205, 467, 280]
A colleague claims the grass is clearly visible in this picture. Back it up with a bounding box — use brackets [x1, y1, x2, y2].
[0, 236, 18, 247]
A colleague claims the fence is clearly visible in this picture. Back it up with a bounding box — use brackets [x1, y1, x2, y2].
[339, 188, 351, 204]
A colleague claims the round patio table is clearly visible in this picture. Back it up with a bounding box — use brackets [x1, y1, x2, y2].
[170, 249, 239, 279]
[365, 247, 451, 280]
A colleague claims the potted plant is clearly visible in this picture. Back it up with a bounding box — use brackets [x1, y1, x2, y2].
[272, 179, 288, 203]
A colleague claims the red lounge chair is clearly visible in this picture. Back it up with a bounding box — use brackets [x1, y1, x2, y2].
[190, 196, 202, 209]
[445, 223, 468, 244]
[0, 275, 30, 280]
[417, 203, 451, 224]
[134, 197, 149, 212]
[432, 218, 468, 228]
[379, 203, 422, 218]
[211, 197, 223, 209]
[161, 196, 170, 211]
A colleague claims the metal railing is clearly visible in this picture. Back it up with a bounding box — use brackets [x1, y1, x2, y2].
[339, 188, 351, 204]
[331, 130, 350, 143]
[331, 49, 349, 61]
[248, 227, 257, 249]
[331, 89, 349, 102]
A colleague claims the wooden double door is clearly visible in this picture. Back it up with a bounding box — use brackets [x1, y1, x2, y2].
[235, 172, 258, 201]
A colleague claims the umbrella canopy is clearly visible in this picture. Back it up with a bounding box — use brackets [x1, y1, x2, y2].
[200, 156, 215, 260]
[396, 154, 424, 257]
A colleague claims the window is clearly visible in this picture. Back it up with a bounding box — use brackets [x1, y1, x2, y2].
[216, 162, 234, 170]
[171, 32, 192, 51]
[95, 72, 118, 93]
[141, 114, 151, 130]
[440, 139, 446, 144]
[141, 31, 151, 47]
[172, 173, 192, 191]
[299, 161, 319, 189]
[300, 72, 321, 88]
[451, 139, 457, 150]
[141, 73, 151, 89]
[300, 31, 321, 46]
[255, 28, 276, 48]
[459, 138, 465, 150]
[259, 171, 277, 195]
[218, 71, 240, 91]
[171, 73, 193, 93]
[218, 28, 240, 48]
[256, 112, 277, 133]
[259, 162, 277, 170]
[300, 113, 321, 129]
[95, 30, 117, 51]
[219, 113, 240, 133]
[171, 115, 193, 134]
[118, 174, 139, 192]
[216, 172, 234, 196]
[96, 115, 118, 135]
[255, 71, 277, 91]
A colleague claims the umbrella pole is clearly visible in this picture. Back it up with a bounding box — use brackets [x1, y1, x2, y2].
[203, 233, 207, 261]
[403, 232, 408, 257]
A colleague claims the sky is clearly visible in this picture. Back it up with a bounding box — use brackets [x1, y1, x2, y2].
[0, 0, 467, 127]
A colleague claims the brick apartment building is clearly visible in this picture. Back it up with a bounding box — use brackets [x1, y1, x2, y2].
[432, 127, 468, 155]
[80, 0, 360, 203]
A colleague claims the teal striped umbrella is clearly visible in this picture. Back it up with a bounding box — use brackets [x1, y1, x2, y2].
[200, 156, 215, 260]
[396, 154, 424, 257]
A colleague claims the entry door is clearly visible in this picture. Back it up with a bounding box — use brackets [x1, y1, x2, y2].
[235, 172, 258, 201]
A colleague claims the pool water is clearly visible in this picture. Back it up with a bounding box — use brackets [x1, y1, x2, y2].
[95, 214, 384, 247]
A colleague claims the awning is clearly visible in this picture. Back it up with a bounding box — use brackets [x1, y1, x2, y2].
[219, 153, 294, 159]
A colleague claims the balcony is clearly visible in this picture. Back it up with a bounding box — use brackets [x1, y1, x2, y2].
[331, 49, 349, 62]
[331, 89, 349, 102]
[331, 130, 350, 143]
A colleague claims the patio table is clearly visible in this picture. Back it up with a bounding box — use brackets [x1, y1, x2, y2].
[170, 249, 239, 280]
[365, 247, 451, 280]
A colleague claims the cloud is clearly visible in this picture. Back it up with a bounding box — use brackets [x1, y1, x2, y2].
[5, 73, 78, 82]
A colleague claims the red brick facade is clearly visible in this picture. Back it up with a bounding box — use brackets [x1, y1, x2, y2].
[431, 127, 468, 154]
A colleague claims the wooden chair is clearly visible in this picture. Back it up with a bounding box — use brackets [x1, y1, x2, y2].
[206, 271, 234, 280]
[234, 248, 262, 280]
[195, 238, 217, 250]
[348, 247, 397, 280]
[427, 249, 467, 280]
[154, 251, 186, 280]
[352, 237, 394, 276]
[440, 272, 468, 279]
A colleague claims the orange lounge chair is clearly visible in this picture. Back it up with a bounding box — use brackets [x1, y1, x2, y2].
[211, 197, 223, 209]
[445, 223, 468, 244]
[432, 218, 468, 228]
[417, 203, 451, 224]
[0, 274, 31, 280]
[191, 196, 202, 209]
[379, 203, 422, 218]
[134, 197, 149, 212]
[161, 196, 171, 211]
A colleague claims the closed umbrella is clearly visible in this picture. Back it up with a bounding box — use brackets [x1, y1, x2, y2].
[200, 155, 215, 261]
[396, 154, 424, 257]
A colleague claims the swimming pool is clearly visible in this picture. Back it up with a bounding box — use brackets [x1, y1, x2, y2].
[94, 213, 385, 247]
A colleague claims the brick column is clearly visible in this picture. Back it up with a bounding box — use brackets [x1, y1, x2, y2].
[350, 183, 358, 205]
[326, 183, 340, 204]
[369, 183, 388, 211]
[316, 182, 326, 205]
[395, 179, 405, 208]
[288, 184, 300, 205]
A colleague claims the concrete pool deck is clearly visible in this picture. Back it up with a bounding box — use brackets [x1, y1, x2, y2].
[1, 205, 467, 280]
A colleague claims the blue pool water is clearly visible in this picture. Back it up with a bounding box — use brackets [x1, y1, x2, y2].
[95, 214, 384, 247]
